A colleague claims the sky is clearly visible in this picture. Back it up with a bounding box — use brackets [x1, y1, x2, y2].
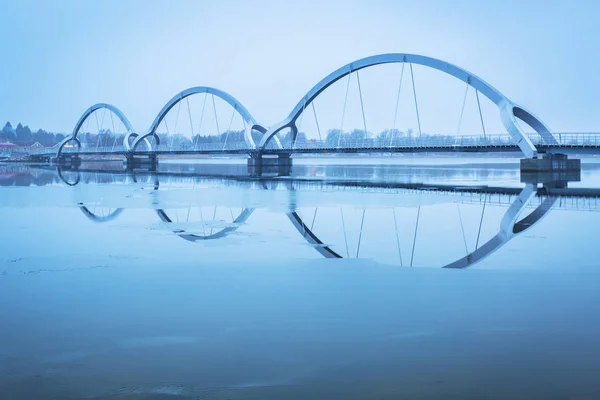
[1, 0, 599, 135]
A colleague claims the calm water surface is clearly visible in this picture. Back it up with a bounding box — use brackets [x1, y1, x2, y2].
[2, 157, 600, 399]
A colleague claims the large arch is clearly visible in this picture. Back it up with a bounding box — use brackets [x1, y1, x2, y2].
[442, 184, 556, 268]
[277, 181, 555, 268]
[131, 86, 263, 152]
[257, 53, 556, 158]
[57, 103, 134, 158]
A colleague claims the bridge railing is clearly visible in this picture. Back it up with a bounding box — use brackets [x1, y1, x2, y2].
[289, 134, 517, 150]
[544, 133, 600, 146]
[55, 133, 600, 154]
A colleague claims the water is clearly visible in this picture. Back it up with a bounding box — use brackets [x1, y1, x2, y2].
[2, 157, 600, 399]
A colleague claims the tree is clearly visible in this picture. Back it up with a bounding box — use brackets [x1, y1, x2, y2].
[0, 122, 16, 142]
[325, 129, 343, 147]
[15, 123, 32, 143]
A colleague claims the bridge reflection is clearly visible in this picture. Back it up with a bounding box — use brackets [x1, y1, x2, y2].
[43, 165, 599, 269]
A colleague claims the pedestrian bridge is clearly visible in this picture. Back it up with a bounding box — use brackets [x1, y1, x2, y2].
[39, 53, 597, 170]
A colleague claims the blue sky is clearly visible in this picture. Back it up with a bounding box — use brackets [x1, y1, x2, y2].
[1, 0, 599, 134]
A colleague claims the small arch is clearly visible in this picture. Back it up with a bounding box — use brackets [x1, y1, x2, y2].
[57, 103, 134, 157]
[132, 87, 260, 152]
[156, 208, 254, 242]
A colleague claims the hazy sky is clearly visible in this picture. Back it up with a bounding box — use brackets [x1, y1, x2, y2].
[1, 0, 599, 134]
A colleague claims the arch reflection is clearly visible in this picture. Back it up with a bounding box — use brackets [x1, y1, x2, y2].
[56, 167, 572, 268]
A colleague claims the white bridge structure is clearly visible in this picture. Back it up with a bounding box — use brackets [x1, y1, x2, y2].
[36, 53, 595, 172]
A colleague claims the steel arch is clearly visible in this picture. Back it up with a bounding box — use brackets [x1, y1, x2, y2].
[156, 208, 254, 242]
[257, 53, 557, 158]
[277, 181, 555, 268]
[57, 103, 134, 157]
[443, 184, 556, 268]
[80, 204, 124, 223]
[131, 86, 261, 152]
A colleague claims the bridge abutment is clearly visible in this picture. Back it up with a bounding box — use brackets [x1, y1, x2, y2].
[247, 154, 292, 176]
[125, 153, 158, 171]
[520, 153, 580, 173]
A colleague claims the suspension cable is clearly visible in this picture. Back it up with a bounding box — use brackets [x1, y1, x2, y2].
[194, 93, 208, 150]
[170, 100, 182, 151]
[338, 70, 352, 148]
[410, 206, 421, 267]
[390, 63, 405, 148]
[340, 208, 350, 258]
[311, 207, 318, 231]
[409, 64, 422, 137]
[457, 203, 469, 256]
[475, 196, 487, 250]
[312, 102, 323, 144]
[393, 208, 403, 266]
[186, 97, 194, 147]
[356, 209, 366, 258]
[109, 112, 117, 151]
[475, 89, 487, 139]
[222, 106, 236, 150]
[356, 70, 368, 138]
[456, 81, 469, 135]
[212, 94, 220, 147]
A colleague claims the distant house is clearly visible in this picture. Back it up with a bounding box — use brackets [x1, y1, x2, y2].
[2, 141, 50, 155]
[29, 141, 45, 153]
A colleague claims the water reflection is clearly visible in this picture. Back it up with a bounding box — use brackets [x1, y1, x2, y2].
[30, 165, 595, 269]
[4, 162, 600, 399]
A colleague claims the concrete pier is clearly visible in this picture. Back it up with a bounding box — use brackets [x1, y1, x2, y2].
[520, 154, 580, 173]
[125, 154, 158, 171]
[54, 154, 82, 168]
[247, 154, 292, 176]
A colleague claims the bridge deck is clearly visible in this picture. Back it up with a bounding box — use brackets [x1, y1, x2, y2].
[35, 143, 600, 159]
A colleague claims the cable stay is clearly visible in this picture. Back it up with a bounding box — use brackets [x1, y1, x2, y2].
[169, 100, 182, 151]
[355, 209, 366, 258]
[392, 208, 403, 266]
[222, 106, 236, 150]
[210, 206, 218, 235]
[311, 207, 318, 231]
[94, 110, 102, 150]
[199, 207, 207, 236]
[194, 94, 208, 150]
[457, 203, 469, 256]
[456, 81, 469, 136]
[211, 94, 220, 147]
[110, 112, 118, 151]
[410, 206, 421, 267]
[340, 208, 350, 258]
[338, 69, 353, 148]
[356, 70, 368, 142]
[475, 89, 487, 140]
[409, 63, 422, 137]
[312, 102, 323, 144]
[390, 63, 405, 148]
[295, 99, 308, 149]
[475, 196, 488, 250]
[186, 97, 194, 149]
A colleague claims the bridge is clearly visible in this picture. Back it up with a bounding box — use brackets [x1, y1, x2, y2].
[32, 53, 595, 172]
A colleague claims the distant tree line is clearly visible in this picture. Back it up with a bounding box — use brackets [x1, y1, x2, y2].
[1, 120, 499, 150]
[1, 122, 67, 146]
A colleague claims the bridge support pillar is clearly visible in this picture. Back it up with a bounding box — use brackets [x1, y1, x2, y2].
[54, 154, 82, 168]
[125, 153, 158, 171]
[247, 154, 292, 176]
[520, 154, 580, 174]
